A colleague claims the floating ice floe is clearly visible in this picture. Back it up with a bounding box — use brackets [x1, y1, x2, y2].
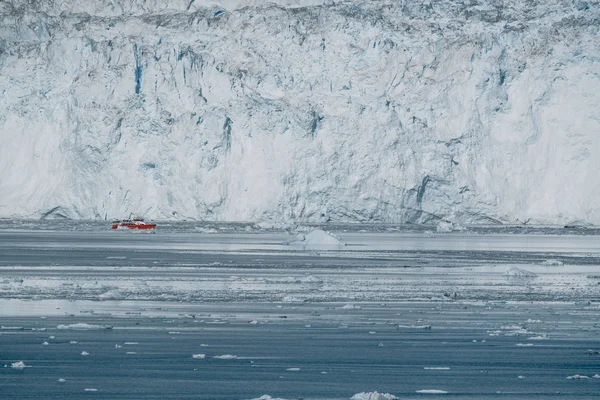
[57, 323, 111, 330]
[593, 374, 600, 379]
[528, 335, 549, 340]
[84, 388, 98, 392]
[567, 374, 589, 379]
[192, 354, 205, 359]
[42, 341, 49, 346]
[542, 259, 564, 266]
[81, 351, 89, 356]
[415, 389, 448, 394]
[424, 367, 450, 370]
[287, 229, 346, 249]
[504, 329, 529, 336]
[11, 361, 28, 369]
[286, 368, 300, 371]
[516, 343, 534, 347]
[350, 392, 398, 400]
[504, 268, 537, 278]
[398, 325, 432, 329]
[213, 355, 237, 359]
[250, 396, 289, 400]
[341, 304, 361, 309]
[57, 378, 66, 383]
[501, 324, 523, 330]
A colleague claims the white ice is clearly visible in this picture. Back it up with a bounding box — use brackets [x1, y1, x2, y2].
[415, 390, 448, 394]
[11, 361, 28, 369]
[567, 375, 590, 380]
[57, 323, 108, 330]
[288, 229, 346, 249]
[350, 392, 398, 400]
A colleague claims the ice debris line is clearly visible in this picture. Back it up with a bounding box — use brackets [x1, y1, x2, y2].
[1, 1, 599, 225]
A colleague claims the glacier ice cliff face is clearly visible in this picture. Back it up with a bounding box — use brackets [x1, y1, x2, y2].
[0, 0, 599, 224]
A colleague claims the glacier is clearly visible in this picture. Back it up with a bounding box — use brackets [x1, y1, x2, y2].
[0, 0, 599, 224]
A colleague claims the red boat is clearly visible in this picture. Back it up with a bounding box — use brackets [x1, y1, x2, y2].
[111, 218, 156, 230]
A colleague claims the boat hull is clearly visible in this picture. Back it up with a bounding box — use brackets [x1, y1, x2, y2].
[111, 223, 156, 230]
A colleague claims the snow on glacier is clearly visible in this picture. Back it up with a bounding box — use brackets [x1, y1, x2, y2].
[1, 1, 599, 224]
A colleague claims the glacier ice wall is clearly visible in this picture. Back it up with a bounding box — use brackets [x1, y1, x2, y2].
[1, 0, 599, 224]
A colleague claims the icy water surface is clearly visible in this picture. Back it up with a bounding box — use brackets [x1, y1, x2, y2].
[1, 223, 599, 399]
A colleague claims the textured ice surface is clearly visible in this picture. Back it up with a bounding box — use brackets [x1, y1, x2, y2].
[567, 375, 590, 380]
[11, 361, 27, 369]
[351, 392, 398, 400]
[213, 354, 237, 359]
[1, 1, 599, 225]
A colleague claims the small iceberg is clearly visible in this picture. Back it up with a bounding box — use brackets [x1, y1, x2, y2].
[567, 374, 589, 380]
[351, 392, 398, 400]
[213, 354, 237, 359]
[11, 361, 28, 369]
[287, 229, 346, 249]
